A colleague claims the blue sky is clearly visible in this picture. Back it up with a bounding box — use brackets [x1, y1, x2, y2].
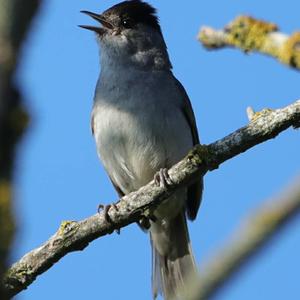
[14, 1, 300, 299]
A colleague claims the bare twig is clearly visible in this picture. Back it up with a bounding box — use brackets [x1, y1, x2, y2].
[186, 177, 300, 300]
[198, 16, 300, 70]
[3, 100, 300, 297]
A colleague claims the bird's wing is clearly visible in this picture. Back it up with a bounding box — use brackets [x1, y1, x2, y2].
[173, 77, 203, 220]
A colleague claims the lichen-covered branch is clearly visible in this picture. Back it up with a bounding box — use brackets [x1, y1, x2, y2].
[4, 100, 300, 297]
[198, 15, 300, 70]
[186, 177, 300, 300]
[0, 1, 40, 299]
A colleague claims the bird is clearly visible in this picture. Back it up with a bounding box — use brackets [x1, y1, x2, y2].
[80, 1, 203, 299]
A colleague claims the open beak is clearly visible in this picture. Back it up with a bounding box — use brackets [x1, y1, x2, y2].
[79, 10, 114, 34]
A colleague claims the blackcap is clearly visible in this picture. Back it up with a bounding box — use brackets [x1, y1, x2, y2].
[81, 1, 203, 299]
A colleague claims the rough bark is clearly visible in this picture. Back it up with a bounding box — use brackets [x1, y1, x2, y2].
[4, 100, 300, 297]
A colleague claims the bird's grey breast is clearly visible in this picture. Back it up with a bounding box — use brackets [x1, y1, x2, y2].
[92, 68, 192, 193]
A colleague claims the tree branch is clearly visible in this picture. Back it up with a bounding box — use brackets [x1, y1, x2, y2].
[186, 177, 300, 300]
[4, 100, 300, 297]
[198, 15, 300, 70]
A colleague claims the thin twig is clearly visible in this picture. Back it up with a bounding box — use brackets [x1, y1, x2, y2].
[198, 16, 300, 70]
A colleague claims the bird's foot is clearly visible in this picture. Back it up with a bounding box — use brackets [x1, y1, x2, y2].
[138, 217, 151, 230]
[98, 202, 121, 234]
[137, 210, 157, 231]
[154, 168, 173, 188]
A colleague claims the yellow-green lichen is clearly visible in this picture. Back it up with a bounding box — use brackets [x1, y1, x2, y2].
[187, 145, 218, 171]
[4, 262, 29, 284]
[280, 32, 300, 69]
[58, 220, 78, 235]
[226, 16, 278, 52]
[250, 108, 273, 122]
[13, 265, 30, 277]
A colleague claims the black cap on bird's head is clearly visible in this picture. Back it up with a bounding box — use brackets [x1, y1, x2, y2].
[80, 0, 162, 36]
[80, 1, 171, 70]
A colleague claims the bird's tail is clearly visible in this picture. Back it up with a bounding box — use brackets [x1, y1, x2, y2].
[150, 212, 197, 300]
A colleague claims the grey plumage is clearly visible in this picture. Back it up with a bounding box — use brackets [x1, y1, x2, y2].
[82, 1, 203, 299]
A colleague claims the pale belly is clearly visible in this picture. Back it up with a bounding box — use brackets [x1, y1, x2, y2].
[92, 102, 193, 196]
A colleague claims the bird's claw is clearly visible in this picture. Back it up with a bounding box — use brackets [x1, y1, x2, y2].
[97, 202, 121, 234]
[136, 208, 157, 231]
[154, 168, 173, 188]
[138, 217, 151, 230]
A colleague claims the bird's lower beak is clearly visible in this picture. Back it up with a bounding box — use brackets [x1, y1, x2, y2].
[79, 10, 114, 34]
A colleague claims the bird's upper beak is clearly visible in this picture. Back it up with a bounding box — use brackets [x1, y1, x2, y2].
[79, 11, 114, 35]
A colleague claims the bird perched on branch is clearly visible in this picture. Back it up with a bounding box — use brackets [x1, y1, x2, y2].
[80, 1, 203, 299]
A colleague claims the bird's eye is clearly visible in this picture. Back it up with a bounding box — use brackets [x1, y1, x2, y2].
[121, 18, 134, 28]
